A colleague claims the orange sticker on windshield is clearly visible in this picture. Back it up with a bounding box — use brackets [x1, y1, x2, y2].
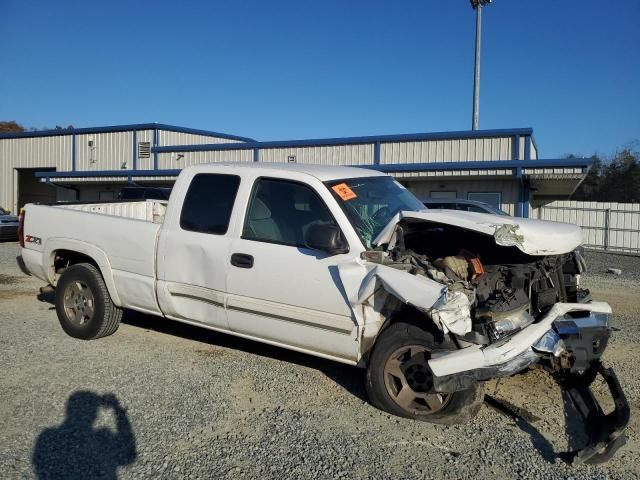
[332, 183, 357, 201]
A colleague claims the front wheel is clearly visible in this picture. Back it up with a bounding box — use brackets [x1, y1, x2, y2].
[55, 263, 122, 340]
[365, 321, 484, 425]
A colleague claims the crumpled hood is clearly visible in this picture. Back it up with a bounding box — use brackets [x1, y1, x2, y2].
[373, 210, 583, 256]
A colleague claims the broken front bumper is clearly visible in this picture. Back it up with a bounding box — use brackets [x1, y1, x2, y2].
[428, 301, 630, 464]
[428, 302, 612, 391]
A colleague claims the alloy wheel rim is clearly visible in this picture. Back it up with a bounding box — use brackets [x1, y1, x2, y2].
[63, 281, 95, 326]
[383, 344, 449, 415]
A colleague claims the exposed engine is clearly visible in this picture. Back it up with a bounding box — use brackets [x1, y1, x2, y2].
[372, 221, 591, 345]
[473, 250, 589, 343]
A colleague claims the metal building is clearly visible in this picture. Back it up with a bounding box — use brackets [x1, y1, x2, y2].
[0, 123, 253, 213]
[0, 123, 591, 217]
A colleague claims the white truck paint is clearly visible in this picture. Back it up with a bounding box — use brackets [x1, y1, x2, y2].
[19, 163, 597, 369]
[373, 210, 583, 256]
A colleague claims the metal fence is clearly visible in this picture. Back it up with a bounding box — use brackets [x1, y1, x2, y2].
[533, 200, 640, 255]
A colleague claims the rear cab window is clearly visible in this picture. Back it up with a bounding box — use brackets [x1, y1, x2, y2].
[180, 174, 240, 235]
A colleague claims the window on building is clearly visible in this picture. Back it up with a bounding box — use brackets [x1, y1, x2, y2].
[467, 192, 502, 210]
[180, 174, 240, 235]
[430, 191, 457, 199]
[243, 178, 338, 247]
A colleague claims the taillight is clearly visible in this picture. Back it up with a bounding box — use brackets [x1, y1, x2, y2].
[18, 208, 25, 247]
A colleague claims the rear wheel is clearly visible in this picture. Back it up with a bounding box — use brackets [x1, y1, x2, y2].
[365, 321, 484, 424]
[55, 263, 122, 340]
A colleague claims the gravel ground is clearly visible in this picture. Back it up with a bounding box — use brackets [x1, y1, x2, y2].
[1, 241, 639, 479]
[583, 250, 640, 283]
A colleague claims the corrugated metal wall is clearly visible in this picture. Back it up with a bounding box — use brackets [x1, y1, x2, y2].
[0, 135, 73, 212]
[392, 169, 512, 178]
[158, 130, 242, 147]
[405, 178, 520, 216]
[518, 136, 526, 160]
[157, 149, 253, 169]
[532, 200, 640, 254]
[259, 144, 374, 165]
[1, 128, 548, 213]
[76, 131, 133, 171]
[160, 136, 523, 166]
[380, 137, 513, 164]
[523, 168, 582, 176]
[0, 128, 247, 211]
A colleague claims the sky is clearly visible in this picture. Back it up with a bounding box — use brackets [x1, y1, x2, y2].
[1, 0, 638, 158]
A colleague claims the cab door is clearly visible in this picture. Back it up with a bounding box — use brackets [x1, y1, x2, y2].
[156, 173, 241, 330]
[225, 177, 359, 362]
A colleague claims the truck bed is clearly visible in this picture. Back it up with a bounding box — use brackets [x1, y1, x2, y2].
[52, 199, 167, 223]
[22, 200, 165, 315]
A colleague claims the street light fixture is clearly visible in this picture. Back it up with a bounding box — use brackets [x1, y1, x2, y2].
[470, 0, 492, 130]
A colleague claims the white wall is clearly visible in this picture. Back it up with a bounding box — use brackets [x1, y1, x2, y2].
[381, 137, 514, 164]
[533, 200, 640, 254]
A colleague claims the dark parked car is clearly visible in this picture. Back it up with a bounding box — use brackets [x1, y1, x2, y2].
[0, 207, 19, 240]
[423, 198, 509, 216]
[118, 187, 172, 201]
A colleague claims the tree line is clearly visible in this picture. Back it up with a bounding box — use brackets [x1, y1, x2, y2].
[570, 146, 640, 203]
[0, 121, 74, 133]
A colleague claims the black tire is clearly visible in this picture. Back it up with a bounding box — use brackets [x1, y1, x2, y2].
[55, 263, 122, 340]
[365, 321, 484, 425]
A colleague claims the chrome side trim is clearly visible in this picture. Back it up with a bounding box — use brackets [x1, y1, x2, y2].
[168, 283, 225, 307]
[167, 283, 354, 335]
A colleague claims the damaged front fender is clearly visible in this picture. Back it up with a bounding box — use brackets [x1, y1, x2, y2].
[344, 261, 473, 336]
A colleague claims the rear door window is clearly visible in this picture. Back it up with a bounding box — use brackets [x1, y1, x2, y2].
[180, 174, 240, 235]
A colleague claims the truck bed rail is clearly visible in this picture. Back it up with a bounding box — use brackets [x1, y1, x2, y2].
[53, 200, 167, 223]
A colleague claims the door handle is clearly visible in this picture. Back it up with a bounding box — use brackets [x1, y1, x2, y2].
[230, 253, 254, 269]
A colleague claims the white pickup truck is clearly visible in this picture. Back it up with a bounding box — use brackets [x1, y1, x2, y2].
[19, 163, 628, 463]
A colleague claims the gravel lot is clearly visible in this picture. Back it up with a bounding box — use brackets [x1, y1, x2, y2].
[1, 242, 639, 479]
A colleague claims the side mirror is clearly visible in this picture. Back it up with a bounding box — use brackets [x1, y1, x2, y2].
[304, 224, 349, 255]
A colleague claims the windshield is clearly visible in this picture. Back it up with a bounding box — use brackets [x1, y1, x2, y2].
[325, 176, 425, 248]
[0, 207, 8, 215]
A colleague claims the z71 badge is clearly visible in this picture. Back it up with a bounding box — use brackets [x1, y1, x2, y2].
[25, 235, 42, 245]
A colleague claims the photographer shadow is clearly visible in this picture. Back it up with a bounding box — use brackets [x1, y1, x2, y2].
[32, 391, 136, 480]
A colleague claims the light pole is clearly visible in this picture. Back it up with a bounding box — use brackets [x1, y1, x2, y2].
[471, 0, 491, 130]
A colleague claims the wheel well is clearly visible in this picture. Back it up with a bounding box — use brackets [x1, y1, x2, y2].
[386, 305, 446, 342]
[360, 304, 447, 367]
[50, 250, 100, 285]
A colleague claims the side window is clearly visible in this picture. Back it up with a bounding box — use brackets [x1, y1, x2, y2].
[180, 174, 240, 235]
[243, 178, 338, 247]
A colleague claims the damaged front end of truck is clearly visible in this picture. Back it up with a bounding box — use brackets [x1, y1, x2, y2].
[348, 210, 630, 464]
